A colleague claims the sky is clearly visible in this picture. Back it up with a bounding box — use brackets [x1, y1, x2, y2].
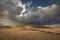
[0, 0, 60, 26]
[22, 0, 50, 7]
[21, 0, 60, 7]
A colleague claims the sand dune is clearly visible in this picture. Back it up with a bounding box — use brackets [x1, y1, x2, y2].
[0, 26, 60, 40]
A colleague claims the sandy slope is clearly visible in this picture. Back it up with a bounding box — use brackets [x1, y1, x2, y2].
[0, 27, 60, 40]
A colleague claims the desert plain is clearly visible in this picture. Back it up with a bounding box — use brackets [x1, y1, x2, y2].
[0, 25, 60, 40]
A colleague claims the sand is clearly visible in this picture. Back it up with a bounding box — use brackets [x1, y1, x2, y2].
[0, 26, 60, 40]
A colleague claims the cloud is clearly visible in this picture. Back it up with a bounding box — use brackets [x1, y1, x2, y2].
[0, 0, 23, 26]
[16, 4, 60, 25]
[0, 0, 32, 26]
[49, 0, 60, 5]
[0, 0, 60, 26]
[39, 4, 60, 24]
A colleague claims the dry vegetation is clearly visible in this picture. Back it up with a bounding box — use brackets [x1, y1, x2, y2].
[0, 25, 60, 40]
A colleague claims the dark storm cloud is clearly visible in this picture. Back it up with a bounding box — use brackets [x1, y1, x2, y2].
[15, 0, 60, 25]
[0, 0, 23, 26]
[16, 4, 60, 25]
[49, 0, 60, 5]
[0, 0, 60, 26]
[39, 4, 60, 25]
